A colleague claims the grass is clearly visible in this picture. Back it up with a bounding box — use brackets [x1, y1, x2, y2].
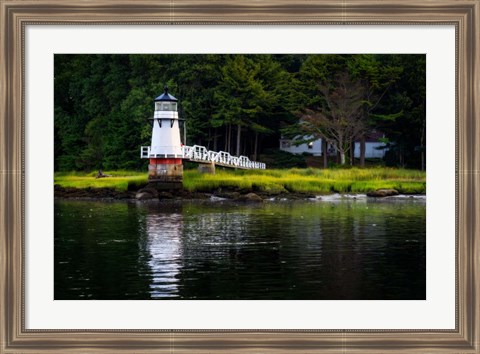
[182, 167, 426, 194]
[54, 170, 148, 191]
[54, 167, 426, 194]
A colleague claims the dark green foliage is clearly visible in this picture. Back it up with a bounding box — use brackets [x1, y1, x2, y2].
[373, 55, 427, 169]
[54, 54, 426, 171]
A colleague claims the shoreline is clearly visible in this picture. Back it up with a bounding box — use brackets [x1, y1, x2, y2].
[54, 185, 426, 202]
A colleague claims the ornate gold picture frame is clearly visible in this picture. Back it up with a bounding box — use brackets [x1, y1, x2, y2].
[1, 0, 479, 352]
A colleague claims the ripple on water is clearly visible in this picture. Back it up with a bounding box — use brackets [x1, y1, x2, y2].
[54, 199, 426, 300]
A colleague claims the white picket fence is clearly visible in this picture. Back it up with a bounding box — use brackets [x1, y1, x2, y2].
[141, 145, 266, 170]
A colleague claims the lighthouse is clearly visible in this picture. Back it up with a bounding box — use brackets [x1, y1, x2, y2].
[140, 87, 184, 189]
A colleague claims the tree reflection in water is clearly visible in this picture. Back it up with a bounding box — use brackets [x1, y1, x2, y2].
[55, 198, 426, 300]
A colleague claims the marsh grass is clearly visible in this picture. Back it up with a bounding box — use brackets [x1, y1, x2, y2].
[54, 167, 426, 194]
[184, 167, 425, 194]
[54, 171, 148, 191]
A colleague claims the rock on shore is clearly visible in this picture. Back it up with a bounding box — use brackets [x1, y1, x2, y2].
[367, 189, 399, 197]
[55, 185, 417, 202]
[135, 186, 158, 200]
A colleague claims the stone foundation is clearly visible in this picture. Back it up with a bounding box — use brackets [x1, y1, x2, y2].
[148, 158, 183, 189]
[197, 162, 216, 174]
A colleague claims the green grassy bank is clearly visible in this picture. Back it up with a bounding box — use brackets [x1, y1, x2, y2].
[54, 170, 148, 191]
[54, 167, 426, 194]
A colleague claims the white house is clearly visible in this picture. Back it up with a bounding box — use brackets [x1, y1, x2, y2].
[279, 132, 387, 159]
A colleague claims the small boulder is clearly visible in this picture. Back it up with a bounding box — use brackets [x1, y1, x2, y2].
[367, 189, 399, 197]
[238, 192, 263, 203]
[135, 191, 154, 200]
[135, 187, 158, 200]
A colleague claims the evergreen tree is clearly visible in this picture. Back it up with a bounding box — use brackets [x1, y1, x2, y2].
[53, 54, 426, 171]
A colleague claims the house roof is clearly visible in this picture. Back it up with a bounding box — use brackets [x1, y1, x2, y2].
[155, 86, 178, 102]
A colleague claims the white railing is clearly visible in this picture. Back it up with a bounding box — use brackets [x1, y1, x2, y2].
[181, 145, 266, 169]
[141, 145, 266, 169]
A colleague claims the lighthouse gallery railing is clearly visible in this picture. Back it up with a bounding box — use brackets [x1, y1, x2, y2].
[140, 145, 266, 170]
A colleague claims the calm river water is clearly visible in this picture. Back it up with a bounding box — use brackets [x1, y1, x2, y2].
[54, 196, 426, 300]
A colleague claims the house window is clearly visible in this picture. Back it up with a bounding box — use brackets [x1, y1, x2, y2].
[308, 142, 313, 149]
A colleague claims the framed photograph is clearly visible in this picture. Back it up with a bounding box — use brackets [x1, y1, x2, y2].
[1, 0, 479, 352]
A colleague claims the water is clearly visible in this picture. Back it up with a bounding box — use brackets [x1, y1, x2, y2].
[54, 196, 426, 300]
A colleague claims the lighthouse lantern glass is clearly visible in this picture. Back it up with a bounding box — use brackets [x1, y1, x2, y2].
[155, 102, 178, 111]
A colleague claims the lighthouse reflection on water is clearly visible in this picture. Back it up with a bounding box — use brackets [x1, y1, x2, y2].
[141, 202, 252, 300]
[143, 205, 183, 299]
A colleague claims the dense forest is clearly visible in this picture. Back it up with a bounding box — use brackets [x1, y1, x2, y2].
[54, 54, 425, 171]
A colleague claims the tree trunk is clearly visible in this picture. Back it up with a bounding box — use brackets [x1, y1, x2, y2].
[213, 128, 218, 152]
[207, 128, 211, 150]
[253, 131, 259, 161]
[224, 126, 228, 152]
[243, 133, 247, 156]
[350, 141, 355, 166]
[183, 121, 187, 146]
[236, 124, 242, 156]
[322, 139, 328, 169]
[420, 119, 426, 171]
[228, 124, 232, 153]
[339, 150, 346, 165]
[337, 138, 345, 165]
[360, 135, 366, 167]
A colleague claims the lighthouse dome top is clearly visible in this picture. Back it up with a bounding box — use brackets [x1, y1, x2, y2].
[155, 86, 178, 102]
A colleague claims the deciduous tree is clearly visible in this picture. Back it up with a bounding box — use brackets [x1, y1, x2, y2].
[299, 71, 365, 165]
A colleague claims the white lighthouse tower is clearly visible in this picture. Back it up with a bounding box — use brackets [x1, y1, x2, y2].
[140, 87, 184, 189]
